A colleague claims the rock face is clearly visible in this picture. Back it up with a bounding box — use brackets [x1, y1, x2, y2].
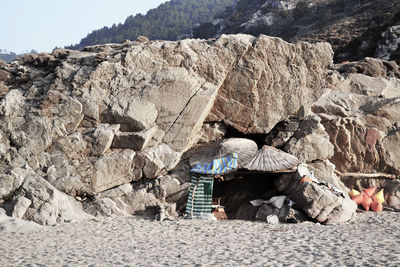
[192, 0, 400, 64]
[0, 34, 399, 224]
[376, 25, 400, 62]
[276, 165, 357, 224]
[335, 57, 400, 79]
[312, 73, 400, 176]
[18, 175, 93, 225]
[207, 36, 332, 133]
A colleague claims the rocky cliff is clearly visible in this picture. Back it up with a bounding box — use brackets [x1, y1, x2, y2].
[191, 0, 400, 64]
[0, 34, 399, 225]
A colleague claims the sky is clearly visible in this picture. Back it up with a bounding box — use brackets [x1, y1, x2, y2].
[0, 0, 169, 53]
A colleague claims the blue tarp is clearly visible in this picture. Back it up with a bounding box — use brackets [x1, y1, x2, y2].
[190, 153, 238, 175]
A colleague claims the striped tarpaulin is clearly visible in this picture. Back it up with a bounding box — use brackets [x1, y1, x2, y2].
[190, 153, 238, 175]
[185, 175, 214, 219]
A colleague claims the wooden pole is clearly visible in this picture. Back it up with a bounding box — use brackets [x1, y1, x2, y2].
[334, 170, 397, 179]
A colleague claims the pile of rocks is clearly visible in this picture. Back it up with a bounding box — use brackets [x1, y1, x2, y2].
[0, 34, 398, 225]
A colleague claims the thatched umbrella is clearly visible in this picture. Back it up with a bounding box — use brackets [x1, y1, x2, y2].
[215, 138, 258, 168]
[189, 138, 258, 168]
[245, 145, 300, 172]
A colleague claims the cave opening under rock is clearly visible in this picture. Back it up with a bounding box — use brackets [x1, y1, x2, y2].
[212, 172, 284, 220]
[222, 124, 268, 148]
[185, 122, 300, 221]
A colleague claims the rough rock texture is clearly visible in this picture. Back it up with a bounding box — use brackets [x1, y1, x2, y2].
[0, 34, 333, 223]
[112, 126, 158, 151]
[0, 129, 33, 199]
[0, 34, 399, 224]
[207, 36, 333, 133]
[376, 25, 400, 62]
[84, 175, 188, 218]
[304, 70, 399, 207]
[92, 124, 120, 156]
[11, 196, 31, 219]
[92, 150, 136, 194]
[335, 57, 400, 79]
[291, 182, 357, 224]
[276, 165, 357, 224]
[19, 176, 93, 225]
[284, 115, 334, 163]
[312, 74, 400, 176]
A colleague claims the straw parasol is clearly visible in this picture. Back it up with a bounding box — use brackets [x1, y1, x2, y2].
[215, 138, 258, 168]
[245, 145, 300, 172]
[189, 138, 258, 168]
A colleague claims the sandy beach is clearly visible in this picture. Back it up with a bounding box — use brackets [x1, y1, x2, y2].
[1, 211, 399, 266]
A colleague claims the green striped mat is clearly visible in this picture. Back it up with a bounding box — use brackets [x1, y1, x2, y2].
[185, 175, 214, 219]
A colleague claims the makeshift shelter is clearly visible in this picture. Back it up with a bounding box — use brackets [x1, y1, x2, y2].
[245, 145, 300, 172]
[189, 138, 257, 168]
[188, 139, 301, 220]
[185, 153, 238, 219]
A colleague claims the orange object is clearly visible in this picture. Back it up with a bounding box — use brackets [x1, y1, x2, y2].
[363, 187, 377, 198]
[300, 177, 313, 184]
[361, 194, 373, 211]
[351, 194, 363, 205]
[371, 200, 383, 212]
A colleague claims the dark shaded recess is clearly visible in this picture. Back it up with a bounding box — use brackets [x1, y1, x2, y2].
[203, 123, 288, 220]
[190, 122, 298, 220]
[212, 172, 281, 220]
[100, 112, 145, 132]
[223, 124, 268, 149]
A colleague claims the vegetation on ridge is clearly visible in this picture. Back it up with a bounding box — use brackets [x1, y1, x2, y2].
[192, 0, 400, 63]
[67, 0, 234, 50]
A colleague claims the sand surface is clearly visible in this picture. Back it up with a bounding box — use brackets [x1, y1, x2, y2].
[1, 211, 399, 267]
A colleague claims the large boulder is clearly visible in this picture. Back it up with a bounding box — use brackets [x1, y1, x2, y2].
[92, 149, 136, 194]
[15, 175, 92, 225]
[276, 165, 356, 224]
[133, 145, 181, 180]
[207, 36, 333, 134]
[284, 115, 334, 163]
